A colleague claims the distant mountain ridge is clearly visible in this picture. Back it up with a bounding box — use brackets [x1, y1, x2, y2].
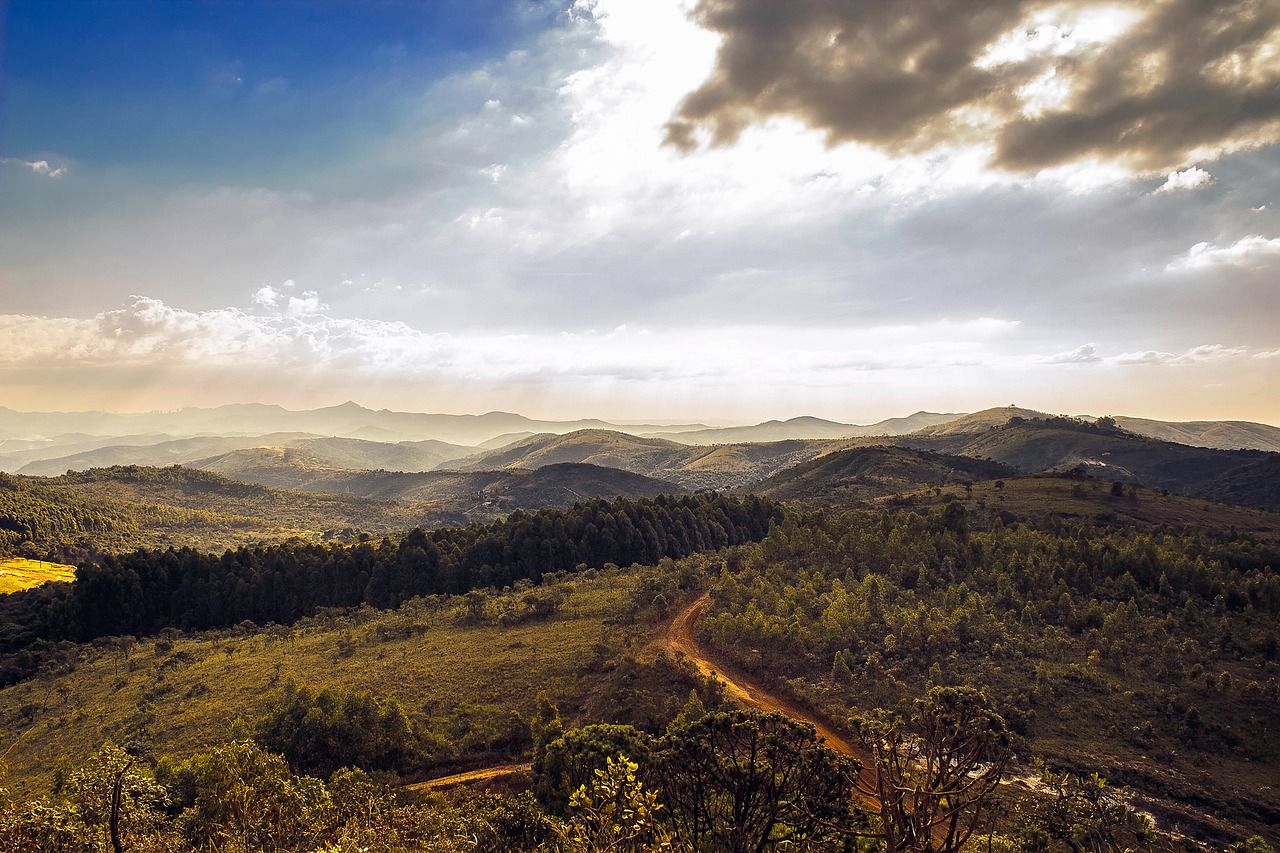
[449, 429, 851, 490]
[0, 403, 710, 448]
[188, 450, 683, 519]
[652, 411, 963, 444]
[1111, 416, 1280, 452]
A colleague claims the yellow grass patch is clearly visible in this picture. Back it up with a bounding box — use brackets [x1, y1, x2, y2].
[0, 557, 77, 594]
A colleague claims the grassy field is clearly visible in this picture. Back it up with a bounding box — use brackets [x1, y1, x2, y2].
[0, 557, 77, 594]
[0, 567, 686, 800]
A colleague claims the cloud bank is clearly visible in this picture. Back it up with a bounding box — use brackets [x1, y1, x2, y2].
[1167, 235, 1280, 270]
[665, 0, 1280, 172]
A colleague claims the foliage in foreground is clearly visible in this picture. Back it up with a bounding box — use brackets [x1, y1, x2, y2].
[5, 695, 1261, 853]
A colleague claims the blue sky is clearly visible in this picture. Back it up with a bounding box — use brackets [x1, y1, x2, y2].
[3, 0, 1280, 425]
[5, 1, 549, 178]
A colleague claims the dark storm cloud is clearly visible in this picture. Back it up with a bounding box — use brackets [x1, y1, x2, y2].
[666, 0, 1280, 172]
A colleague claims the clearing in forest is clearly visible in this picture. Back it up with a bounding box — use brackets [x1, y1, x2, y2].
[0, 557, 77, 594]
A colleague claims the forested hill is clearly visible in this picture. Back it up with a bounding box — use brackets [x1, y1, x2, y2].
[895, 415, 1280, 509]
[0, 492, 780, 684]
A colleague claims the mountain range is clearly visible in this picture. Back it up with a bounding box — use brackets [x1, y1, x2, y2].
[5, 404, 1280, 521]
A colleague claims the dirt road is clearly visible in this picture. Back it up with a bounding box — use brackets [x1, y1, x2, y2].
[662, 592, 881, 804]
[406, 762, 532, 792]
[415, 594, 879, 798]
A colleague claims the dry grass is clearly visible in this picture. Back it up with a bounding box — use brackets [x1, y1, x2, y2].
[0, 558, 77, 595]
[0, 568, 663, 799]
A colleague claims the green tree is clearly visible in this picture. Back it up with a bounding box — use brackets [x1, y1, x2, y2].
[651, 709, 856, 853]
[161, 739, 331, 852]
[535, 724, 651, 815]
[0, 743, 174, 853]
[62, 743, 171, 853]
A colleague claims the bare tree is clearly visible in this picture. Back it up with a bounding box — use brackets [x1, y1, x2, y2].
[846, 686, 1010, 853]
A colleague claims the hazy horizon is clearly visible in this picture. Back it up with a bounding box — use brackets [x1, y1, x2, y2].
[3, 399, 1279, 434]
[4, 1, 1279, 425]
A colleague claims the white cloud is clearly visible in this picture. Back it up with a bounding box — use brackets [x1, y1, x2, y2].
[252, 285, 281, 307]
[1, 297, 1275, 423]
[0, 296, 1024, 384]
[976, 8, 1145, 69]
[2, 158, 68, 178]
[1156, 167, 1213, 193]
[1046, 343, 1251, 366]
[1110, 344, 1248, 365]
[1166, 235, 1280, 270]
[286, 291, 327, 316]
[1048, 343, 1102, 364]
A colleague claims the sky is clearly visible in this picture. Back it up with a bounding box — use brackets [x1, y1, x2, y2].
[3, 0, 1280, 426]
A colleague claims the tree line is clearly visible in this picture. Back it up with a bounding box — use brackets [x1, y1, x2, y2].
[0, 493, 780, 684]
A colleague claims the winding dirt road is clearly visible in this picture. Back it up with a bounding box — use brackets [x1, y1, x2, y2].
[414, 593, 880, 797]
[662, 593, 881, 803]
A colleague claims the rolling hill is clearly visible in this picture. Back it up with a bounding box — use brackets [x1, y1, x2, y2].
[1113, 415, 1280, 452]
[14, 433, 320, 476]
[905, 405, 1051, 436]
[894, 413, 1280, 510]
[14, 434, 475, 478]
[2, 461, 688, 559]
[654, 411, 963, 444]
[741, 445, 1015, 504]
[191, 448, 682, 508]
[1, 467, 421, 556]
[450, 429, 850, 490]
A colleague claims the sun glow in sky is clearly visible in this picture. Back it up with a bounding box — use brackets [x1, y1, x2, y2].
[3, 0, 1280, 424]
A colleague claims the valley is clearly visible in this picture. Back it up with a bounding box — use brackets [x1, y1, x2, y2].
[0, 404, 1277, 851]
